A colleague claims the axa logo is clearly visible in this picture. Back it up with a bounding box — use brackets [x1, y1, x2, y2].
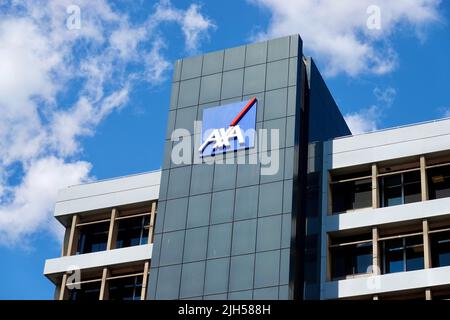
[199, 97, 257, 157]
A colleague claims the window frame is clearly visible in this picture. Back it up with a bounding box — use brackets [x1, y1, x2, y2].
[380, 234, 424, 274]
[115, 214, 151, 249]
[379, 170, 421, 208]
[330, 175, 373, 214]
[67, 278, 102, 301]
[107, 273, 144, 301]
[427, 163, 450, 200]
[429, 229, 450, 268]
[329, 236, 373, 280]
[76, 220, 110, 255]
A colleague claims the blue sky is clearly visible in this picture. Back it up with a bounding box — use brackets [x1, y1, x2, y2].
[0, 0, 449, 299]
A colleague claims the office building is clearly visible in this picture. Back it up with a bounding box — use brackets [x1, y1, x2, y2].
[321, 118, 450, 300]
[44, 34, 450, 300]
[43, 171, 160, 300]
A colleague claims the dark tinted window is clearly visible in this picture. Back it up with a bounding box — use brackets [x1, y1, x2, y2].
[68, 282, 101, 300]
[331, 242, 372, 279]
[404, 172, 422, 204]
[382, 175, 402, 207]
[77, 222, 109, 254]
[380, 171, 421, 208]
[383, 238, 404, 273]
[381, 236, 424, 274]
[108, 276, 143, 300]
[431, 231, 450, 268]
[332, 178, 372, 213]
[428, 166, 450, 200]
[405, 236, 424, 271]
[115, 216, 150, 249]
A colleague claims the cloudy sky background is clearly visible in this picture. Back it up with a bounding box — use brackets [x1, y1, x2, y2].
[0, 0, 449, 298]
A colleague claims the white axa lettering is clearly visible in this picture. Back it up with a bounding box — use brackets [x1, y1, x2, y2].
[199, 125, 245, 153]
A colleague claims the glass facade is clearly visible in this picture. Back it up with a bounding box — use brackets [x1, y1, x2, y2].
[149, 34, 350, 300]
[43, 33, 450, 301]
[150, 35, 300, 300]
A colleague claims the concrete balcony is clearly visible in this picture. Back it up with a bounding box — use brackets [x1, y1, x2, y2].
[326, 197, 450, 233]
[44, 244, 153, 284]
[323, 265, 450, 300]
[54, 170, 161, 226]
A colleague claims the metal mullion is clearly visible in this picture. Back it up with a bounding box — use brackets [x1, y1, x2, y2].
[377, 168, 420, 178]
[76, 219, 111, 227]
[78, 236, 84, 255]
[132, 275, 137, 300]
[115, 212, 151, 221]
[330, 175, 372, 185]
[429, 227, 450, 234]
[106, 272, 143, 281]
[379, 232, 423, 242]
[139, 216, 145, 245]
[401, 172, 405, 205]
[405, 243, 424, 249]
[426, 162, 450, 170]
[351, 251, 356, 276]
[329, 239, 372, 248]
[68, 278, 102, 287]
[403, 238, 407, 272]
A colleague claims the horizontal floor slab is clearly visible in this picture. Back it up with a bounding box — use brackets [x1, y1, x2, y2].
[326, 197, 450, 232]
[323, 266, 450, 299]
[44, 244, 153, 278]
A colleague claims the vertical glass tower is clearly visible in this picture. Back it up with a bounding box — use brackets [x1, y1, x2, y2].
[148, 34, 350, 300]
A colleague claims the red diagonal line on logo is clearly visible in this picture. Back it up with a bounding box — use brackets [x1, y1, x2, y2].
[229, 97, 257, 127]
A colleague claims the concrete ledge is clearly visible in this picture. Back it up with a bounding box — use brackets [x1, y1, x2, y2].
[323, 266, 450, 299]
[328, 118, 450, 169]
[54, 171, 161, 218]
[326, 197, 450, 232]
[44, 244, 153, 276]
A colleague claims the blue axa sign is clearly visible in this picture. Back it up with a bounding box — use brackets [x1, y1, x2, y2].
[199, 97, 257, 157]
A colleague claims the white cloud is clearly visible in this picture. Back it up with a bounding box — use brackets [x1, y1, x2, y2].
[145, 38, 172, 84]
[152, 0, 216, 53]
[251, 0, 441, 76]
[50, 88, 129, 157]
[443, 108, 450, 118]
[373, 87, 397, 107]
[110, 26, 147, 60]
[344, 87, 396, 134]
[0, 0, 214, 247]
[345, 106, 380, 134]
[0, 18, 58, 105]
[0, 157, 91, 246]
[182, 4, 215, 52]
